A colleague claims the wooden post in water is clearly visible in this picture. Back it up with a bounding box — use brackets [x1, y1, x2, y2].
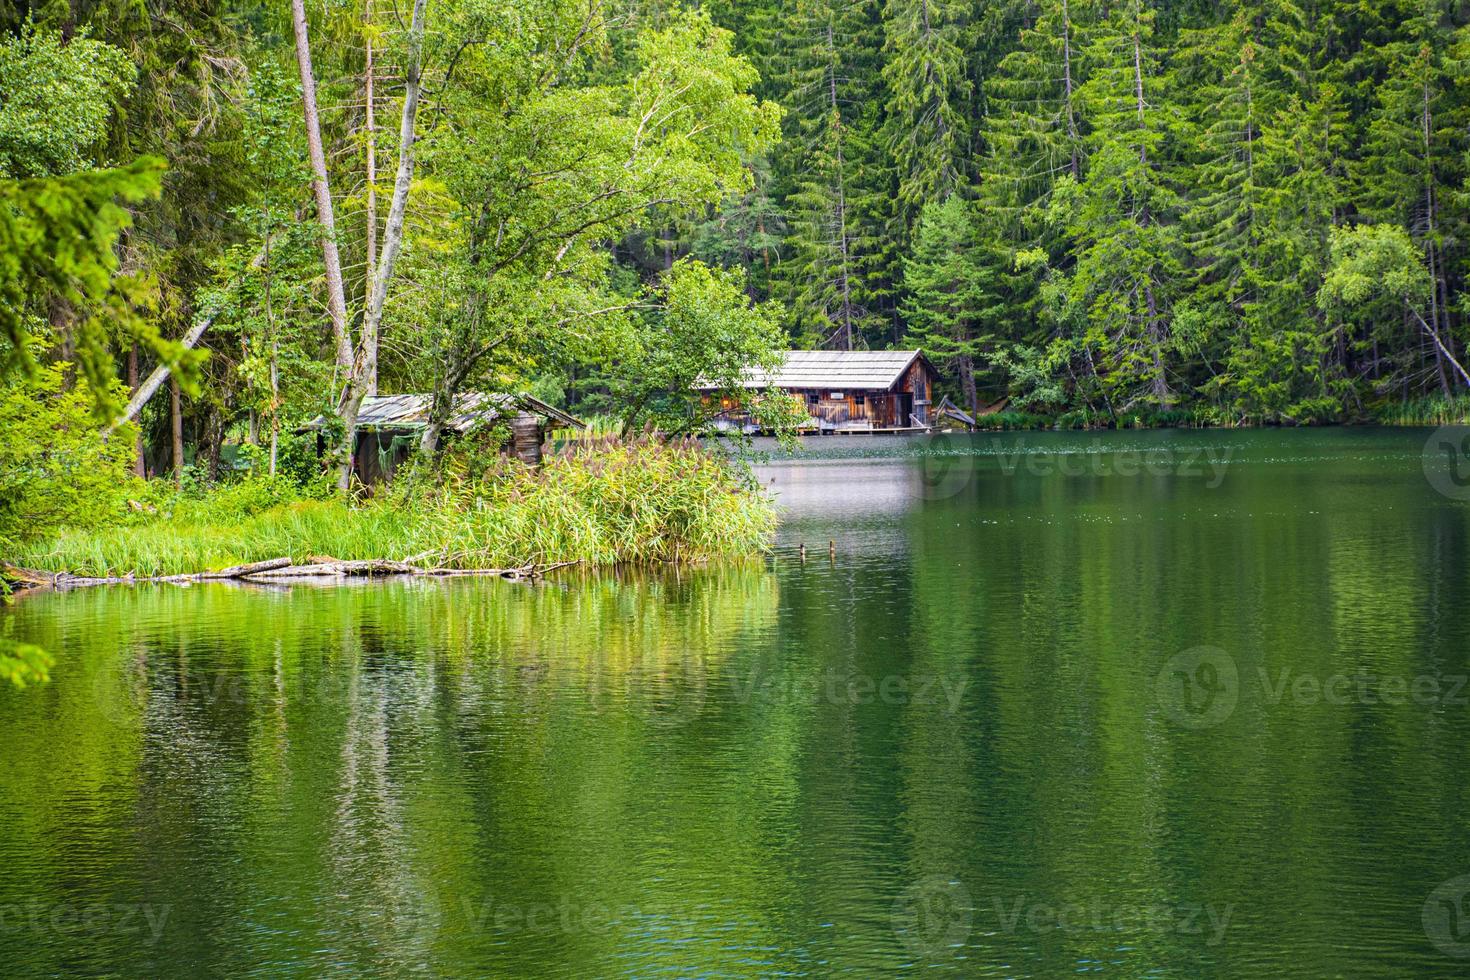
[511, 412, 544, 466]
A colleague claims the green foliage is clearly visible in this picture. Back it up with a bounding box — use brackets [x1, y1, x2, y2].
[0, 23, 133, 179]
[880, 0, 972, 226]
[1320, 224, 1434, 318]
[901, 196, 1031, 411]
[0, 627, 51, 690]
[768, 0, 893, 349]
[614, 258, 790, 435]
[0, 363, 140, 550]
[402, 3, 782, 438]
[0, 156, 196, 416]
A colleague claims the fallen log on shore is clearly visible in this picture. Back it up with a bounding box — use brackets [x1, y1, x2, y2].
[2, 558, 579, 592]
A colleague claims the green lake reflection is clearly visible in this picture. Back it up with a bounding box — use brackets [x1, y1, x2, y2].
[3, 427, 1470, 977]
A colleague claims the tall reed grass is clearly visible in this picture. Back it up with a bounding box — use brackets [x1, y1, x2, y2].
[1371, 393, 1470, 426]
[13, 437, 776, 577]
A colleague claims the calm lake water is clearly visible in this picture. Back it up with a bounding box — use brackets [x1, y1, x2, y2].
[4, 427, 1470, 977]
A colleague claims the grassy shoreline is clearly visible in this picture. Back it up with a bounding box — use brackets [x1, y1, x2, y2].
[9, 438, 776, 579]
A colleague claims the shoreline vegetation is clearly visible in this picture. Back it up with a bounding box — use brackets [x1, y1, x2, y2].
[963, 395, 1470, 432]
[3, 435, 777, 587]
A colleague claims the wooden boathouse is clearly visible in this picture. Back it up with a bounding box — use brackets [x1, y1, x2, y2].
[304, 392, 584, 484]
[696, 349, 939, 434]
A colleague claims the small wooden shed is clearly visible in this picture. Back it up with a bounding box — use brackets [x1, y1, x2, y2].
[304, 392, 584, 484]
[694, 349, 938, 434]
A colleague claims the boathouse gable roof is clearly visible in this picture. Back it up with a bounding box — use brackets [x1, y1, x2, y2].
[695, 350, 931, 392]
[303, 393, 584, 433]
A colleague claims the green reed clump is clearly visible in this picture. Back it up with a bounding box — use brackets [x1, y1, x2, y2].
[12, 437, 776, 577]
[1371, 393, 1470, 426]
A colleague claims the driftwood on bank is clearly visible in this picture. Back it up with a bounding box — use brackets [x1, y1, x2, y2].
[2, 558, 578, 592]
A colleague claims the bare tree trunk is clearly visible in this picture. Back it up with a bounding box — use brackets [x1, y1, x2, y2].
[419, 418, 446, 455]
[1131, 18, 1169, 408]
[1420, 80, 1452, 398]
[338, 0, 430, 485]
[269, 343, 280, 477]
[360, 0, 427, 388]
[958, 352, 977, 416]
[363, 0, 379, 363]
[827, 21, 855, 352]
[291, 0, 353, 374]
[170, 377, 185, 486]
[205, 407, 224, 484]
[107, 244, 270, 432]
[128, 342, 146, 477]
[1061, 0, 1080, 179]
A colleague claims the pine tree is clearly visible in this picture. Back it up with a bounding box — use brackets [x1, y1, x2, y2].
[902, 195, 1029, 412]
[1171, 0, 1346, 420]
[1063, 0, 1182, 409]
[771, 0, 889, 348]
[979, 0, 1090, 218]
[880, 0, 972, 229]
[1358, 2, 1465, 395]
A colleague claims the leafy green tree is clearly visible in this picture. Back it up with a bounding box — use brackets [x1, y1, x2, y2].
[0, 362, 140, 548]
[612, 258, 797, 438]
[0, 22, 133, 178]
[0, 157, 199, 413]
[1321, 223, 1470, 389]
[405, 4, 781, 449]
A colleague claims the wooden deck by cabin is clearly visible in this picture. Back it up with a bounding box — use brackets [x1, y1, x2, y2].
[694, 349, 939, 435]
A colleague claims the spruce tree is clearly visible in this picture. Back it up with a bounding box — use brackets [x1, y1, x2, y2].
[880, 0, 973, 229]
[771, 0, 889, 348]
[1064, 0, 1182, 409]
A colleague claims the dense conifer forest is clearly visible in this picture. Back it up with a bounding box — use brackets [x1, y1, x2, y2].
[6, 0, 1470, 487]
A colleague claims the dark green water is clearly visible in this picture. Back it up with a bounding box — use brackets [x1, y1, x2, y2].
[4, 427, 1470, 978]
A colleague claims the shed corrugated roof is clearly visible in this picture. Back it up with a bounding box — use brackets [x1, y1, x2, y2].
[303, 393, 583, 432]
[696, 350, 926, 392]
